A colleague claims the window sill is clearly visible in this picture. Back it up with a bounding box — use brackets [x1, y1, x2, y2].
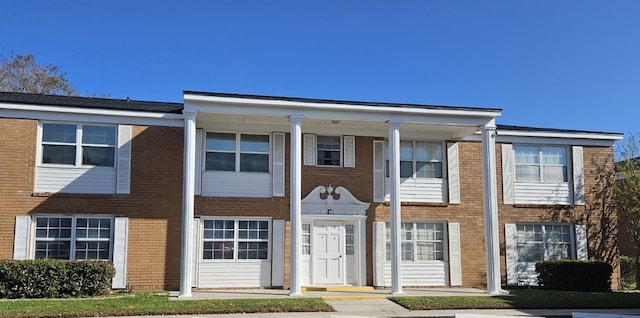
[384, 201, 448, 207]
[512, 203, 574, 208]
[31, 192, 120, 198]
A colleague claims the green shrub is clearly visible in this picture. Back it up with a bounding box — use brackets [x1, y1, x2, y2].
[620, 256, 637, 289]
[0, 259, 114, 299]
[535, 260, 612, 292]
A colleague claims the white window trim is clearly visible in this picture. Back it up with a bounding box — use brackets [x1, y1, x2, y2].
[514, 145, 570, 183]
[385, 140, 445, 180]
[515, 223, 577, 262]
[31, 214, 115, 261]
[385, 221, 447, 263]
[204, 131, 272, 173]
[38, 121, 117, 168]
[316, 135, 343, 167]
[201, 217, 272, 263]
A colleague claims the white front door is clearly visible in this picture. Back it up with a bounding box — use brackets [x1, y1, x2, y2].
[314, 220, 344, 285]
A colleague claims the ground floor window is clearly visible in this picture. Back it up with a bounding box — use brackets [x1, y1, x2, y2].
[516, 223, 573, 262]
[386, 222, 445, 261]
[202, 219, 270, 260]
[34, 216, 112, 260]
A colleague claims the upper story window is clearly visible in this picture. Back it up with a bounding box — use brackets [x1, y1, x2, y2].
[386, 141, 443, 178]
[34, 216, 112, 260]
[514, 145, 567, 182]
[316, 135, 341, 166]
[41, 123, 116, 167]
[205, 132, 270, 173]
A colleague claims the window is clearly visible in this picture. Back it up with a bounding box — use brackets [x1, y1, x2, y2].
[514, 146, 567, 182]
[34, 216, 112, 260]
[386, 222, 444, 261]
[386, 141, 443, 178]
[202, 219, 270, 260]
[516, 224, 572, 262]
[205, 133, 270, 172]
[302, 224, 311, 255]
[345, 224, 355, 256]
[316, 135, 341, 166]
[41, 123, 116, 167]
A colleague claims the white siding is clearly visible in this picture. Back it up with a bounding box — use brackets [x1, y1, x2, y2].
[383, 262, 447, 286]
[514, 182, 572, 205]
[343, 136, 356, 168]
[384, 178, 446, 203]
[198, 262, 272, 288]
[116, 125, 132, 194]
[201, 171, 272, 197]
[271, 220, 285, 287]
[502, 144, 515, 205]
[112, 217, 129, 289]
[35, 166, 117, 194]
[448, 223, 462, 286]
[13, 216, 31, 260]
[447, 143, 460, 204]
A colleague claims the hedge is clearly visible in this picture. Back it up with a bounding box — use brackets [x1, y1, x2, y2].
[0, 259, 114, 299]
[535, 260, 612, 292]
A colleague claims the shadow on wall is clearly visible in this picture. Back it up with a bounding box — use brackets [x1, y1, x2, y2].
[23, 125, 184, 291]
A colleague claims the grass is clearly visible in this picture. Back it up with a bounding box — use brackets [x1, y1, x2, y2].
[0, 292, 333, 318]
[390, 289, 640, 310]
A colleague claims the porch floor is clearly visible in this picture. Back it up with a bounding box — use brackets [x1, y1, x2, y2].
[171, 287, 489, 300]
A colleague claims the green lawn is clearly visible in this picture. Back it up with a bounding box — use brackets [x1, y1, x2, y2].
[391, 289, 640, 310]
[0, 293, 333, 318]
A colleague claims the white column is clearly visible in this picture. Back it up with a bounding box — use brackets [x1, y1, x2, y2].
[179, 110, 197, 298]
[387, 121, 403, 295]
[289, 115, 303, 296]
[481, 120, 507, 295]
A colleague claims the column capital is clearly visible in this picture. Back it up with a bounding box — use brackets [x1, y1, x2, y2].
[289, 115, 304, 123]
[482, 119, 497, 131]
[386, 120, 402, 129]
[183, 110, 198, 118]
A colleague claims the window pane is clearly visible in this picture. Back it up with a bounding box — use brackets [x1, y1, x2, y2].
[400, 161, 413, 178]
[82, 126, 116, 145]
[317, 150, 340, 166]
[516, 165, 540, 182]
[238, 241, 268, 259]
[543, 166, 567, 182]
[75, 241, 110, 260]
[240, 153, 269, 172]
[42, 145, 76, 165]
[206, 133, 235, 151]
[515, 146, 540, 164]
[42, 123, 76, 143]
[541, 147, 566, 165]
[82, 147, 115, 166]
[416, 142, 442, 161]
[317, 136, 341, 150]
[416, 162, 442, 178]
[400, 141, 413, 160]
[401, 242, 413, 261]
[35, 241, 70, 260]
[240, 134, 269, 153]
[401, 223, 413, 240]
[205, 152, 235, 171]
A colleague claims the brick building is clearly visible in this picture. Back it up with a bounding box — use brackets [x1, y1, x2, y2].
[0, 91, 623, 295]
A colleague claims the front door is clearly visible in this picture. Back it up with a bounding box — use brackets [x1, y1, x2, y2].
[314, 220, 344, 285]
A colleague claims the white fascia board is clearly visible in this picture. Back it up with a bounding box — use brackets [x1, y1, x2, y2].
[497, 129, 623, 141]
[183, 94, 502, 119]
[0, 103, 183, 127]
[463, 131, 622, 147]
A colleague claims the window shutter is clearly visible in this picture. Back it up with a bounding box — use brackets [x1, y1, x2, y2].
[13, 216, 31, 260]
[448, 222, 462, 286]
[271, 219, 285, 287]
[194, 129, 203, 196]
[303, 134, 316, 165]
[447, 143, 460, 204]
[373, 140, 385, 202]
[502, 144, 514, 205]
[272, 133, 286, 197]
[505, 223, 518, 286]
[112, 217, 129, 289]
[575, 224, 588, 260]
[116, 125, 132, 194]
[572, 146, 585, 205]
[343, 136, 356, 168]
[191, 218, 200, 287]
[373, 221, 386, 287]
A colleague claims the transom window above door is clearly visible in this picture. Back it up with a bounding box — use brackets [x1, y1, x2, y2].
[386, 141, 443, 178]
[205, 132, 270, 173]
[514, 145, 567, 182]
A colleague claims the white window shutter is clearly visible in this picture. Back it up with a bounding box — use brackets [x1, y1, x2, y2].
[448, 222, 462, 286]
[271, 219, 285, 287]
[194, 129, 203, 196]
[572, 146, 585, 205]
[373, 221, 386, 287]
[116, 125, 132, 194]
[191, 218, 200, 287]
[447, 143, 461, 204]
[373, 140, 386, 202]
[343, 136, 356, 168]
[502, 144, 514, 205]
[272, 133, 286, 197]
[505, 223, 518, 286]
[575, 224, 588, 260]
[303, 134, 316, 165]
[112, 217, 129, 289]
[13, 216, 31, 260]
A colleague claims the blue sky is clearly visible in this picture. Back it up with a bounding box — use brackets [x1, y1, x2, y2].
[1, 1, 638, 137]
